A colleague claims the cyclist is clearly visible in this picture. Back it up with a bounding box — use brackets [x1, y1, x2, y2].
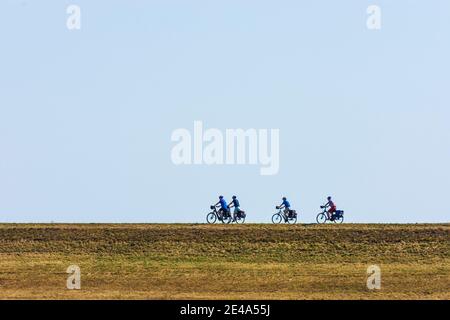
[228, 196, 244, 221]
[215, 195, 230, 218]
[278, 197, 293, 217]
[323, 196, 337, 220]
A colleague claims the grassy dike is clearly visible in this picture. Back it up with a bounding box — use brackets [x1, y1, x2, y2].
[0, 224, 448, 299]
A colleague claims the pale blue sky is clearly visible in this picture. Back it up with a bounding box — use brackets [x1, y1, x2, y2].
[0, 1, 449, 223]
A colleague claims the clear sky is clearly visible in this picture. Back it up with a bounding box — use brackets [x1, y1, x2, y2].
[1, 1, 449, 223]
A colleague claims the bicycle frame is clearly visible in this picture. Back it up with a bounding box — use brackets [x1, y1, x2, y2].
[215, 206, 231, 219]
[319, 205, 343, 221]
[276, 208, 295, 222]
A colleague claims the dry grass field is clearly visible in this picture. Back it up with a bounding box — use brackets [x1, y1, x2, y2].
[0, 224, 448, 300]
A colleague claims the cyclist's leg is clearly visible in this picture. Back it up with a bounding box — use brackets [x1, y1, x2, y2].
[328, 207, 336, 220]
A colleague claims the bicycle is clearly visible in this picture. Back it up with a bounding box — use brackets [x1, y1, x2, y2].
[232, 209, 246, 224]
[272, 206, 298, 224]
[206, 205, 233, 224]
[316, 206, 344, 224]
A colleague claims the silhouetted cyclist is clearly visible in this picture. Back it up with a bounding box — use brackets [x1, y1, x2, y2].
[323, 196, 337, 220]
[228, 195, 243, 221]
[278, 197, 293, 217]
[215, 195, 230, 218]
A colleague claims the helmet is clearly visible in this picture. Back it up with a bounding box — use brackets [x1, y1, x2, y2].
[232, 196, 237, 199]
[282, 197, 287, 201]
[219, 195, 224, 199]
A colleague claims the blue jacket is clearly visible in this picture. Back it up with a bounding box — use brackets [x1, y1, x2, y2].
[220, 199, 228, 209]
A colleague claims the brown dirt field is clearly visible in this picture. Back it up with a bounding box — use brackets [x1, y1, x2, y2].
[0, 223, 448, 300]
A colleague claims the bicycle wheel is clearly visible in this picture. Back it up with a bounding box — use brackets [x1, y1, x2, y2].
[287, 216, 297, 224]
[316, 213, 327, 224]
[206, 212, 217, 224]
[334, 215, 344, 224]
[235, 214, 246, 224]
[272, 213, 282, 224]
[222, 214, 232, 224]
